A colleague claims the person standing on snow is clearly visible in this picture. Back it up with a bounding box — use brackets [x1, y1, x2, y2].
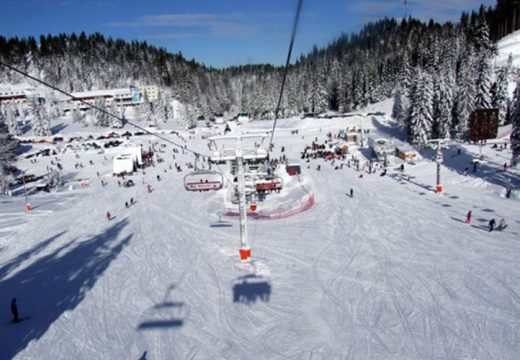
[488, 218, 496, 232]
[11, 298, 19, 323]
[465, 211, 472, 224]
[106, 211, 113, 221]
[350, 188, 354, 198]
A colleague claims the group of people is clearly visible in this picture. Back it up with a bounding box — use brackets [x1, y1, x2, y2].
[465, 211, 507, 232]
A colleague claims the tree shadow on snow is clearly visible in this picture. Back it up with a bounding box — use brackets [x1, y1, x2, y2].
[0, 230, 67, 281]
[232, 274, 271, 304]
[0, 219, 132, 359]
[51, 123, 68, 134]
[437, 147, 520, 190]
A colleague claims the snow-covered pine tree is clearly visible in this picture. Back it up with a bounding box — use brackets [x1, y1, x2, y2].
[492, 67, 509, 126]
[71, 104, 83, 123]
[453, 51, 476, 138]
[408, 71, 434, 145]
[32, 100, 52, 136]
[93, 97, 109, 127]
[474, 53, 493, 109]
[398, 51, 413, 97]
[432, 74, 453, 139]
[3, 105, 20, 135]
[510, 79, 520, 167]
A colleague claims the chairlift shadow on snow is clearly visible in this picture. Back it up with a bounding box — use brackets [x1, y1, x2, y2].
[137, 285, 185, 331]
[388, 173, 435, 194]
[210, 219, 233, 228]
[0, 219, 132, 360]
[232, 274, 271, 305]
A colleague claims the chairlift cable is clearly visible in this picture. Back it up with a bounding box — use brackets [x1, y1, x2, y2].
[268, 0, 303, 149]
[0, 59, 208, 158]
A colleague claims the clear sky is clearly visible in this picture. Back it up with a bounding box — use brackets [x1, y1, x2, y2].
[0, 0, 496, 68]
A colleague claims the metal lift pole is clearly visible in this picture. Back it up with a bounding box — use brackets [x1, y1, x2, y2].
[236, 150, 250, 260]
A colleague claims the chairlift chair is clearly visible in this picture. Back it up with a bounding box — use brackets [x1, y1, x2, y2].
[184, 155, 224, 192]
[184, 169, 224, 192]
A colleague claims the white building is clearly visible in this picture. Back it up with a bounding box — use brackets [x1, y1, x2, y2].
[61, 85, 159, 112]
[0, 85, 40, 106]
[112, 147, 143, 175]
[140, 85, 159, 102]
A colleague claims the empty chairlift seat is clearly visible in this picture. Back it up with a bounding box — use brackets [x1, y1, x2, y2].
[184, 170, 224, 191]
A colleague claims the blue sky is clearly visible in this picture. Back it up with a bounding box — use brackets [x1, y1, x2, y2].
[0, 0, 496, 68]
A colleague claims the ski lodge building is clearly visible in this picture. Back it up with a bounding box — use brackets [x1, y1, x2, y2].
[60, 85, 159, 113]
[0, 85, 42, 106]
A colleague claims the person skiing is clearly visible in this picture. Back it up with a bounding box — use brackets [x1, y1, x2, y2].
[11, 298, 19, 323]
[106, 211, 113, 221]
[497, 218, 508, 231]
[350, 188, 354, 198]
[130, 197, 135, 205]
[488, 218, 496, 232]
[125, 201, 129, 208]
[147, 184, 153, 193]
[465, 211, 472, 224]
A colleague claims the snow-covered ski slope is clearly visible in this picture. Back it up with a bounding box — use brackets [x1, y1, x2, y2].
[1, 107, 520, 359]
[496, 28, 520, 68]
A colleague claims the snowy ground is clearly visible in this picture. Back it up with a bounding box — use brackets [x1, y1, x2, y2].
[1, 107, 520, 359]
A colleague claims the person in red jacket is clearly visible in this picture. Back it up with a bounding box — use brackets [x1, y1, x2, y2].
[465, 210, 472, 224]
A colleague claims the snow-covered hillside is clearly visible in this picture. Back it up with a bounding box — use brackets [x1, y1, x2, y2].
[1, 109, 520, 359]
[496, 29, 520, 68]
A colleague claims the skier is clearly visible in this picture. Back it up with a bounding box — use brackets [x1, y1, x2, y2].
[125, 201, 129, 208]
[11, 298, 19, 323]
[130, 197, 135, 205]
[497, 218, 508, 231]
[465, 211, 472, 224]
[157, 175, 161, 181]
[147, 184, 153, 193]
[106, 211, 113, 221]
[350, 188, 354, 198]
[488, 218, 496, 232]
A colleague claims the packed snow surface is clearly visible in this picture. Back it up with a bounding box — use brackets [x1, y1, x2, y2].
[1, 108, 520, 359]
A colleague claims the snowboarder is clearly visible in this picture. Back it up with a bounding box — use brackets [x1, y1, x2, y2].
[11, 298, 19, 323]
[106, 211, 113, 221]
[488, 218, 496, 232]
[465, 211, 472, 224]
[497, 218, 508, 231]
[350, 188, 354, 198]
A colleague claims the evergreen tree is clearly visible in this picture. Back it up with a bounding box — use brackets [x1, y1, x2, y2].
[511, 79, 520, 167]
[32, 100, 51, 136]
[0, 105, 20, 135]
[92, 97, 109, 126]
[408, 71, 434, 145]
[492, 67, 509, 126]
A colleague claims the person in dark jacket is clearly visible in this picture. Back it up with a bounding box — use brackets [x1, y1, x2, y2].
[11, 298, 19, 323]
[488, 218, 496, 232]
[350, 188, 354, 198]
